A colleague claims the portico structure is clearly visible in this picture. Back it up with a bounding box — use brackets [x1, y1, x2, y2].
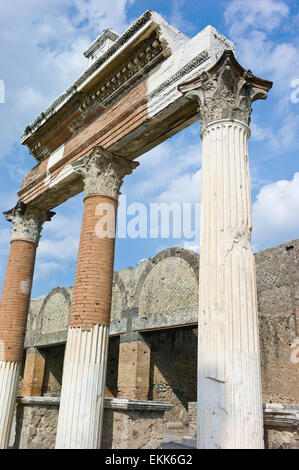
[0, 11, 272, 449]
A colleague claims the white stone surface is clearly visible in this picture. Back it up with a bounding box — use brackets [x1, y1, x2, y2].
[84, 29, 120, 67]
[0, 361, 20, 449]
[47, 162, 76, 188]
[55, 325, 109, 449]
[147, 25, 235, 119]
[47, 144, 65, 171]
[198, 120, 264, 449]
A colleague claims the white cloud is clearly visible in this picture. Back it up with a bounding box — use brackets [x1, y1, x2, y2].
[38, 211, 82, 262]
[126, 126, 202, 202]
[225, 0, 289, 36]
[0, 228, 11, 257]
[38, 236, 79, 261]
[158, 169, 201, 203]
[224, 0, 299, 153]
[34, 261, 60, 280]
[183, 241, 200, 253]
[252, 172, 299, 249]
[169, 0, 195, 35]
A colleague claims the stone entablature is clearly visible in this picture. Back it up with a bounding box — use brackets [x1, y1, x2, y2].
[21, 11, 189, 161]
[18, 15, 234, 211]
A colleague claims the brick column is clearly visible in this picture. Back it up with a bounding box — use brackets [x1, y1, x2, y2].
[117, 309, 150, 400]
[117, 337, 151, 400]
[0, 202, 54, 449]
[55, 146, 138, 449]
[21, 348, 46, 397]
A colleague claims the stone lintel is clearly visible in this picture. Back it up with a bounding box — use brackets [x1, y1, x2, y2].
[18, 23, 236, 210]
[263, 404, 299, 430]
[16, 396, 173, 412]
[21, 10, 179, 155]
[25, 331, 68, 349]
[24, 307, 198, 349]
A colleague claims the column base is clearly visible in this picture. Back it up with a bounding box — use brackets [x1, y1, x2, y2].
[0, 361, 20, 449]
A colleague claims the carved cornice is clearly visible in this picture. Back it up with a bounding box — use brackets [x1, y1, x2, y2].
[22, 11, 180, 163]
[147, 50, 209, 102]
[179, 50, 273, 130]
[22, 11, 153, 140]
[3, 202, 55, 244]
[78, 31, 168, 116]
[71, 146, 139, 199]
[25, 31, 169, 162]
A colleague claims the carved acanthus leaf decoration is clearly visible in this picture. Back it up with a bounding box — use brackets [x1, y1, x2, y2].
[3, 202, 55, 243]
[179, 50, 273, 130]
[71, 146, 139, 199]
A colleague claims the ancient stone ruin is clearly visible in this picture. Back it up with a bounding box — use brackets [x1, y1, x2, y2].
[0, 11, 298, 449]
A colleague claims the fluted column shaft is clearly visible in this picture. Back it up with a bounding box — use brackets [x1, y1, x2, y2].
[198, 120, 263, 448]
[179, 50, 272, 449]
[56, 146, 137, 449]
[0, 203, 54, 448]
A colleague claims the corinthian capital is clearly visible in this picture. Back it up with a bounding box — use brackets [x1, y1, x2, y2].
[71, 146, 139, 199]
[3, 202, 55, 244]
[179, 50, 273, 130]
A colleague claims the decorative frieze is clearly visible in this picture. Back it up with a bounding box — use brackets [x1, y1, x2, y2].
[71, 146, 138, 199]
[26, 32, 169, 162]
[3, 202, 55, 244]
[179, 50, 273, 130]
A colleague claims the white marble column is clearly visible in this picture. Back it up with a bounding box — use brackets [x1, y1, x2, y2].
[55, 147, 137, 449]
[179, 51, 272, 449]
[0, 362, 20, 448]
[55, 325, 109, 448]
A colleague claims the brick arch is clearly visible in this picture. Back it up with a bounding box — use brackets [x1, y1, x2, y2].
[38, 287, 72, 333]
[113, 272, 128, 312]
[133, 247, 199, 308]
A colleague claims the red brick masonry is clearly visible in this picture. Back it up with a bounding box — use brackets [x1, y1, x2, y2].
[70, 194, 117, 330]
[22, 348, 45, 396]
[0, 239, 37, 363]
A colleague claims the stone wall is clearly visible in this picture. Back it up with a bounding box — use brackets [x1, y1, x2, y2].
[42, 345, 64, 396]
[22, 240, 299, 432]
[13, 397, 172, 449]
[146, 328, 197, 431]
[183, 402, 299, 449]
[255, 241, 299, 403]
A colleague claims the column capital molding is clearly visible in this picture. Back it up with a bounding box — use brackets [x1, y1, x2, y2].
[71, 146, 139, 200]
[179, 50, 273, 131]
[3, 202, 55, 244]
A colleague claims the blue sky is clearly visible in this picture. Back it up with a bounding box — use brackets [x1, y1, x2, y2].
[0, 0, 298, 298]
